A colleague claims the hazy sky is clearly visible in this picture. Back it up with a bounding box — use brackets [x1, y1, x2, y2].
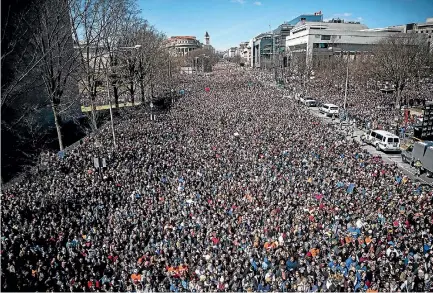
[138, 0, 433, 51]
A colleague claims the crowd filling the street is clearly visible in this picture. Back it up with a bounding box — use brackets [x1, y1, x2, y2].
[2, 63, 433, 292]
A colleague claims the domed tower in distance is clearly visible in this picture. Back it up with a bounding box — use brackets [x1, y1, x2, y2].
[205, 31, 210, 45]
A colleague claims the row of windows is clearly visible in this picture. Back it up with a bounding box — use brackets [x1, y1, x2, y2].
[371, 132, 399, 143]
[177, 40, 199, 44]
[313, 35, 342, 40]
[313, 43, 329, 48]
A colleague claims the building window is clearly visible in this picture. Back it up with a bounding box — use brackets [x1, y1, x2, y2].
[321, 35, 331, 40]
[339, 36, 341, 39]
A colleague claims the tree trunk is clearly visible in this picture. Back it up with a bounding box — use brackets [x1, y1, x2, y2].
[90, 94, 98, 130]
[396, 84, 404, 109]
[113, 85, 119, 109]
[51, 102, 64, 151]
[140, 79, 145, 103]
[130, 81, 134, 105]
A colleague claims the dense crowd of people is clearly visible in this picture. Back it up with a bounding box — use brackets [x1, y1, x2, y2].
[2, 62, 433, 292]
[296, 73, 433, 133]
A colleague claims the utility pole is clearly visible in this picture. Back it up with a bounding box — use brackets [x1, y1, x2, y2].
[303, 73, 307, 98]
[270, 24, 277, 82]
[280, 53, 284, 84]
[343, 50, 349, 110]
[168, 57, 173, 104]
[106, 52, 116, 148]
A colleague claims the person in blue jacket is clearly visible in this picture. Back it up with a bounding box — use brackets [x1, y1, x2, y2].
[286, 256, 298, 271]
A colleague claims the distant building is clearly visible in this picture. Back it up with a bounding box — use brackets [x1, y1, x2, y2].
[250, 13, 323, 68]
[166, 36, 202, 56]
[414, 18, 433, 52]
[285, 19, 403, 65]
[251, 33, 273, 68]
[378, 18, 433, 52]
[238, 42, 250, 60]
[273, 23, 294, 53]
[205, 31, 210, 45]
[287, 11, 323, 25]
[202, 31, 215, 54]
[228, 47, 238, 58]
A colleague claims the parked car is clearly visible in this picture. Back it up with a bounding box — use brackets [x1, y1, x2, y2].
[303, 98, 317, 107]
[319, 103, 339, 117]
[361, 129, 400, 152]
[401, 141, 433, 176]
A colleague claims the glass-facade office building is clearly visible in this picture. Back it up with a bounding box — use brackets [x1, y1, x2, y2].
[287, 14, 323, 26]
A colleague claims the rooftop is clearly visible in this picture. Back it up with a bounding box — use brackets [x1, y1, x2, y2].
[291, 21, 369, 33]
[168, 36, 197, 40]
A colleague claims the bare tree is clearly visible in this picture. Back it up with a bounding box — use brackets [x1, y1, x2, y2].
[113, 16, 146, 105]
[1, 1, 55, 140]
[1, 2, 40, 108]
[29, 0, 78, 150]
[186, 48, 219, 73]
[288, 53, 315, 96]
[135, 25, 166, 103]
[98, 0, 141, 109]
[69, 0, 131, 128]
[370, 33, 429, 108]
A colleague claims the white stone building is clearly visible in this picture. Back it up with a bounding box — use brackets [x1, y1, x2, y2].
[285, 20, 402, 64]
[238, 41, 250, 61]
[415, 18, 433, 52]
[228, 47, 238, 58]
[166, 36, 202, 56]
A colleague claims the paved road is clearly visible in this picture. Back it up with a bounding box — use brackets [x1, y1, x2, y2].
[301, 103, 433, 185]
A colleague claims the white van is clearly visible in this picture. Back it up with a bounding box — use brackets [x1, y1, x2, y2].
[319, 104, 339, 117]
[362, 130, 400, 152]
[303, 98, 317, 107]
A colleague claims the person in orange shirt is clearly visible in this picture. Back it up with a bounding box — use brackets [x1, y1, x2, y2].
[131, 269, 141, 283]
[345, 235, 353, 244]
[310, 248, 320, 257]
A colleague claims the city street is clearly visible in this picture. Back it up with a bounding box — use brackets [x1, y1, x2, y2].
[3, 0, 433, 290]
[304, 103, 433, 185]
